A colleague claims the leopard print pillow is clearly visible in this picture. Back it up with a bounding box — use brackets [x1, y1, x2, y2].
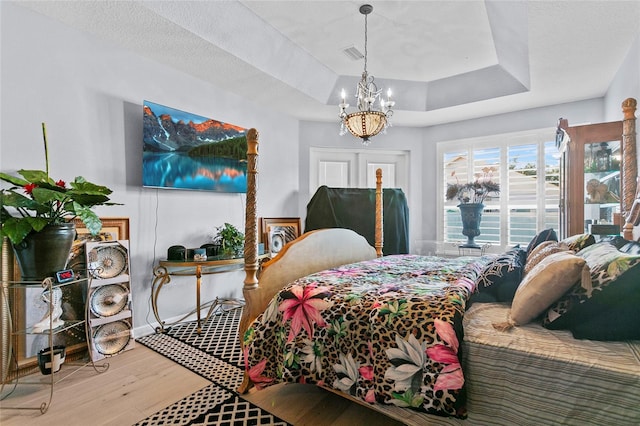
[524, 241, 572, 275]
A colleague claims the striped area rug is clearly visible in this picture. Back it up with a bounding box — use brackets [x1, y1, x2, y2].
[136, 307, 290, 426]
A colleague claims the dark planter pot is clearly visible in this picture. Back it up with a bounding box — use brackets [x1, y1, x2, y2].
[37, 345, 66, 375]
[458, 203, 484, 248]
[12, 223, 76, 281]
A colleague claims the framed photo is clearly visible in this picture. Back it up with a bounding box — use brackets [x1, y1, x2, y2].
[73, 216, 130, 241]
[259, 217, 302, 252]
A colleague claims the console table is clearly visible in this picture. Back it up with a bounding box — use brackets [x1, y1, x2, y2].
[151, 256, 267, 334]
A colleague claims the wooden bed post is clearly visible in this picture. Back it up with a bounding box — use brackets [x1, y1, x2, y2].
[621, 98, 637, 240]
[241, 129, 259, 359]
[375, 168, 383, 257]
[243, 128, 260, 290]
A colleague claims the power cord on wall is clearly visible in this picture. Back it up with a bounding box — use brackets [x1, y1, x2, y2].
[143, 188, 160, 334]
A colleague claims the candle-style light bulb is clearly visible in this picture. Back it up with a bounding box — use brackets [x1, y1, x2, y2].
[341, 89, 346, 103]
[387, 88, 392, 102]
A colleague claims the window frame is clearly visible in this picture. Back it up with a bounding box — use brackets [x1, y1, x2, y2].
[436, 127, 558, 250]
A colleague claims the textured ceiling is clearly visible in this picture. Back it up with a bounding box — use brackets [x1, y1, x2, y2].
[15, 0, 640, 127]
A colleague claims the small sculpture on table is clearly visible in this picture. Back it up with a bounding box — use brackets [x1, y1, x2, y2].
[32, 287, 64, 333]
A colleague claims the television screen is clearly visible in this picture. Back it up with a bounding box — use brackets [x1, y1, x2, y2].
[142, 100, 248, 192]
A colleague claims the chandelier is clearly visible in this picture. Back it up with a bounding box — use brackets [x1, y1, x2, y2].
[339, 4, 395, 145]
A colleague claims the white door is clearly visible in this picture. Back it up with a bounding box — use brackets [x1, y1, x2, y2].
[310, 148, 409, 194]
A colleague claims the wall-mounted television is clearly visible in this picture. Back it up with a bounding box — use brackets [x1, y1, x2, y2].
[142, 100, 248, 193]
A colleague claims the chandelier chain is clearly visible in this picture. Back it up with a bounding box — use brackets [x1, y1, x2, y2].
[363, 13, 368, 74]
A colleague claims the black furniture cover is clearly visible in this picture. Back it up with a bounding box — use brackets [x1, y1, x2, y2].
[304, 186, 409, 255]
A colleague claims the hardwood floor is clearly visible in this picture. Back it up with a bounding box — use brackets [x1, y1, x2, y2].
[0, 345, 208, 425]
[1, 345, 404, 425]
[243, 383, 405, 426]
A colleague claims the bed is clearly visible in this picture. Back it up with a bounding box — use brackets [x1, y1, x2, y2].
[238, 99, 640, 425]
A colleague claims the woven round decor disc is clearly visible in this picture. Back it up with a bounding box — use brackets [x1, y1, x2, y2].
[89, 244, 128, 279]
[90, 284, 128, 317]
[92, 320, 131, 355]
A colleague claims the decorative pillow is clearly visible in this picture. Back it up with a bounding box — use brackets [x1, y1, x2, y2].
[471, 247, 526, 303]
[544, 242, 640, 340]
[526, 228, 558, 258]
[569, 295, 639, 340]
[560, 233, 596, 252]
[598, 235, 629, 250]
[492, 251, 588, 330]
[620, 240, 640, 255]
[524, 241, 572, 275]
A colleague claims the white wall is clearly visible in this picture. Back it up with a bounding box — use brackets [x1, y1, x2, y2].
[605, 33, 640, 170]
[0, 3, 299, 336]
[605, 34, 640, 123]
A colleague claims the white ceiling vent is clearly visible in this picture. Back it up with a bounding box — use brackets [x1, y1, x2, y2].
[342, 46, 364, 61]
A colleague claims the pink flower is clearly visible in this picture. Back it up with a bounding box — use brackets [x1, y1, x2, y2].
[426, 318, 464, 391]
[433, 364, 464, 391]
[244, 348, 274, 390]
[426, 344, 459, 364]
[365, 389, 376, 403]
[359, 365, 374, 381]
[433, 318, 459, 353]
[279, 284, 332, 342]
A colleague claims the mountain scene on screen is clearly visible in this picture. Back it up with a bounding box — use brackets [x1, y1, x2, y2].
[143, 101, 246, 154]
[142, 101, 248, 192]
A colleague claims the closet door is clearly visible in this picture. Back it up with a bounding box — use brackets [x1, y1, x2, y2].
[310, 148, 408, 193]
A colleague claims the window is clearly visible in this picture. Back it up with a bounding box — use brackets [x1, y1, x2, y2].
[438, 129, 559, 248]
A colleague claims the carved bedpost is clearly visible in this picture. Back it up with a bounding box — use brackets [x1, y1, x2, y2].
[622, 98, 637, 240]
[375, 168, 383, 257]
[239, 128, 259, 394]
[243, 128, 259, 290]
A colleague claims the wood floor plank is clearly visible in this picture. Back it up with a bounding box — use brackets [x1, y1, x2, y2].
[0, 345, 209, 425]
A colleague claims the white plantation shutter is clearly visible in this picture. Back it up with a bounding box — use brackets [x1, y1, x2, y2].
[438, 129, 559, 248]
[443, 150, 469, 241]
[474, 147, 500, 244]
[508, 144, 539, 245]
[543, 141, 561, 232]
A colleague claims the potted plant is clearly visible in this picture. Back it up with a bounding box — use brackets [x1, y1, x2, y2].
[0, 123, 119, 280]
[213, 223, 244, 258]
[445, 167, 500, 248]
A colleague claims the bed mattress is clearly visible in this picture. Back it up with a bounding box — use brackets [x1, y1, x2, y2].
[460, 303, 640, 425]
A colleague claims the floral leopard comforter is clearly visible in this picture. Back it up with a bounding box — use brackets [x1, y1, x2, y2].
[243, 254, 492, 419]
